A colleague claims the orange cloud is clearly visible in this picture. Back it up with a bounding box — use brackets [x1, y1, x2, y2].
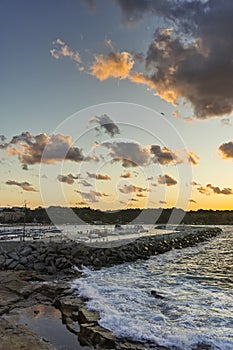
[57, 174, 79, 185]
[218, 140, 233, 160]
[90, 51, 134, 80]
[6, 132, 84, 165]
[6, 180, 37, 192]
[87, 172, 111, 180]
[158, 174, 177, 186]
[50, 38, 81, 63]
[120, 172, 132, 178]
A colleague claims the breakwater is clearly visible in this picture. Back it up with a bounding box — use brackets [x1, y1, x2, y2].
[0, 227, 222, 273]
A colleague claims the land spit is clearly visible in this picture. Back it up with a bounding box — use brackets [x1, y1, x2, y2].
[0, 227, 222, 350]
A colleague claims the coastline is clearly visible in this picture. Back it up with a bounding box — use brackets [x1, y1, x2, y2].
[0, 227, 222, 350]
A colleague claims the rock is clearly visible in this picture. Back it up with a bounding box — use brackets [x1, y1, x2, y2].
[7, 252, 19, 261]
[8, 260, 18, 269]
[150, 290, 165, 299]
[20, 246, 32, 256]
[79, 324, 116, 348]
[33, 262, 45, 272]
[19, 257, 28, 265]
[78, 307, 100, 324]
[15, 264, 26, 270]
[27, 254, 34, 262]
[0, 256, 5, 268]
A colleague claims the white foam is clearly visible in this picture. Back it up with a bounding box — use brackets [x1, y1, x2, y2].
[72, 230, 233, 350]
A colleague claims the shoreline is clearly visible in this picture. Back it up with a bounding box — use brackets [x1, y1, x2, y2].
[0, 227, 222, 350]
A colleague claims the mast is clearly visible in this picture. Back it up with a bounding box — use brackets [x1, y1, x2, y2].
[23, 201, 26, 242]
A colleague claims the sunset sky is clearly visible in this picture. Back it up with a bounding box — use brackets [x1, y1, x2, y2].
[1, 0, 233, 211]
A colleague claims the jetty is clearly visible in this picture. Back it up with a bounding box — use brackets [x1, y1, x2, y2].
[0, 226, 222, 272]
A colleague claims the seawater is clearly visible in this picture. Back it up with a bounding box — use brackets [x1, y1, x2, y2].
[72, 226, 233, 350]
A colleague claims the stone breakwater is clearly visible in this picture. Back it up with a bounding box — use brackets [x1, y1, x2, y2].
[0, 227, 222, 273]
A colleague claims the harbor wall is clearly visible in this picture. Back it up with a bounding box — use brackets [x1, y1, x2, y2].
[0, 227, 222, 273]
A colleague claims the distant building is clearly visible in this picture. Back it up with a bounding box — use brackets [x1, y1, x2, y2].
[0, 210, 24, 223]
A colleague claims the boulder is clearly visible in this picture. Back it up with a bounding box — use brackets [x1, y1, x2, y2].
[78, 307, 99, 324]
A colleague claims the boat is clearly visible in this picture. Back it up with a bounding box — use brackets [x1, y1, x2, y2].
[109, 224, 148, 236]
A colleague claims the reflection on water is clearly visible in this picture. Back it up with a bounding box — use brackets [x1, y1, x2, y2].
[18, 304, 91, 350]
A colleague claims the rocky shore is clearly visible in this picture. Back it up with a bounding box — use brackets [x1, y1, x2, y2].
[0, 227, 222, 350]
[0, 227, 222, 273]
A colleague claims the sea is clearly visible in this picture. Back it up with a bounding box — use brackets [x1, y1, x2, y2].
[71, 226, 233, 350]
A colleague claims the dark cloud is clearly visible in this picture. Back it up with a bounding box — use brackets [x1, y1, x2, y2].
[197, 183, 233, 195]
[22, 164, 29, 171]
[0, 135, 7, 149]
[221, 118, 232, 126]
[115, 0, 233, 119]
[159, 200, 167, 204]
[89, 114, 120, 137]
[150, 145, 176, 164]
[79, 179, 92, 187]
[57, 174, 79, 185]
[206, 184, 233, 195]
[119, 184, 147, 194]
[158, 174, 177, 186]
[189, 199, 197, 203]
[103, 141, 150, 167]
[87, 172, 111, 180]
[77, 190, 102, 203]
[6, 132, 85, 165]
[218, 140, 233, 160]
[6, 180, 37, 192]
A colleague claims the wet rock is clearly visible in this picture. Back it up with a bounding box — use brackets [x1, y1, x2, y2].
[78, 307, 100, 324]
[150, 290, 165, 299]
[79, 323, 116, 349]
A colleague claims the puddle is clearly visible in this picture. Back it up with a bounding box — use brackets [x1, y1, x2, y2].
[11, 304, 92, 350]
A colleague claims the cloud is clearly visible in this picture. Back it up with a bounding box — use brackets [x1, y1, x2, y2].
[90, 51, 134, 80]
[79, 179, 92, 187]
[57, 174, 79, 185]
[158, 174, 177, 186]
[50, 38, 81, 63]
[77, 190, 103, 203]
[206, 184, 233, 195]
[150, 145, 176, 165]
[87, 171, 111, 180]
[196, 183, 233, 196]
[6, 132, 84, 165]
[0, 135, 7, 149]
[119, 184, 147, 194]
[159, 200, 167, 205]
[136, 193, 147, 198]
[130, 198, 139, 202]
[221, 118, 232, 126]
[189, 199, 197, 203]
[120, 172, 132, 178]
[22, 164, 28, 171]
[89, 114, 120, 137]
[103, 141, 150, 167]
[188, 152, 200, 165]
[6, 180, 37, 192]
[218, 140, 233, 160]
[111, 1, 233, 119]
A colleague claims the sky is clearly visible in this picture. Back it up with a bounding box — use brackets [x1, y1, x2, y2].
[0, 0, 233, 212]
